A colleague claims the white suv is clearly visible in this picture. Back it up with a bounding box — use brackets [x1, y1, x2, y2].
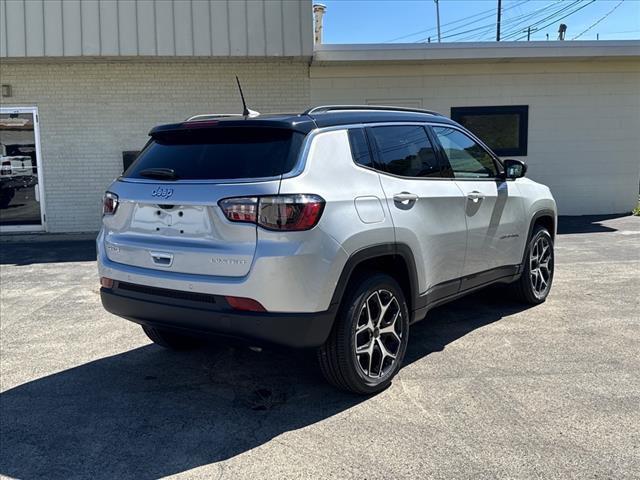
[98, 106, 556, 394]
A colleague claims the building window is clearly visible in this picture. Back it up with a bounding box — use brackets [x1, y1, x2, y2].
[450, 105, 529, 157]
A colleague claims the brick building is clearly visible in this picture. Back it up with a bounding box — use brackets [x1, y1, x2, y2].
[1, 0, 638, 233]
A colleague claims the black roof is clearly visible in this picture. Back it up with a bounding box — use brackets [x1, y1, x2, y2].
[149, 106, 455, 137]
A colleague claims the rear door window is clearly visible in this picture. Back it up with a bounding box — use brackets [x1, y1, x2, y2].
[368, 125, 446, 178]
[124, 127, 304, 180]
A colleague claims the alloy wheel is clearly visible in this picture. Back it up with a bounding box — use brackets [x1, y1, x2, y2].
[354, 289, 403, 379]
[529, 235, 552, 298]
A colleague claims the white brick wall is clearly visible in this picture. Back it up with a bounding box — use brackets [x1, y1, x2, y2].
[1, 59, 311, 232]
[311, 60, 640, 215]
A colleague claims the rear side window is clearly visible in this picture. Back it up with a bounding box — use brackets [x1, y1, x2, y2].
[348, 128, 373, 168]
[124, 127, 304, 180]
[368, 125, 443, 178]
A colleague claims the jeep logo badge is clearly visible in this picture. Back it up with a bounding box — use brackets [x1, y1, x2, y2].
[151, 187, 174, 199]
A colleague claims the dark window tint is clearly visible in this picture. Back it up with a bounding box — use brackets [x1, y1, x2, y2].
[348, 128, 373, 168]
[369, 125, 442, 178]
[451, 105, 528, 156]
[433, 127, 498, 179]
[124, 127, 304, 180]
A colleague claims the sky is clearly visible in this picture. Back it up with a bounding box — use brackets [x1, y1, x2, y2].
[320, 0, 640, 43]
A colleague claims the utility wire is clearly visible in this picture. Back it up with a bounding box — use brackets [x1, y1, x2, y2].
[497, 0, 570, 39]
[464, 0, 565, 41]
[513, 0, 597, 40]
[440, 0, 570, 42]
[501, 0, 584, 40]
[572, 0, 625, 40]
[413, 0, 530, 43]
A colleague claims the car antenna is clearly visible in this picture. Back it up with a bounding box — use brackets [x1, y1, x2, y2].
[235, 76, 260, 118]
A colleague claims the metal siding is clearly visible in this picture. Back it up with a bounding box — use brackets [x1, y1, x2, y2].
[264, 0, 283, 56]
[282, 0, 301, 56]
[155, 0, 174, 55]
[210, 0, 230, 56]
[136, 0, 156, 55]
[81, 0, 101, 55]
[62, 0, 82, 56]
[192, 0, 211, 56]
[0, 0, 6, 57]
[247, 0, 265, 56]
[299, 0, 312, 56]
[0, 0, 311, 57]
[228, 0, 247, 56]
[25, 0, 44, 56]
[118, 0, 138, 55]
[5, 0, 26, 56]
[99, 0, 119, 55]
[43, 0, 63, 56]
[173, 0, 193, 56]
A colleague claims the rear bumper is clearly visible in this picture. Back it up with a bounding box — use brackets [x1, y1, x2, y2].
[100, 282, 336, 348]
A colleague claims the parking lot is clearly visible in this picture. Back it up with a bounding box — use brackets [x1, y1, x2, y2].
[1, 215, 638, 479]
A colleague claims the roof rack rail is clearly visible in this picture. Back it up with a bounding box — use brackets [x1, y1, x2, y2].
[185, 113, 245, 122]
[303, 105, 443, 116]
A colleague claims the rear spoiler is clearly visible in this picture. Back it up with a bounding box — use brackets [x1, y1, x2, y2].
[149, 118, 315, 138]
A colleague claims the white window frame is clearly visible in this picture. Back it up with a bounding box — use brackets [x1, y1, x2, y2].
[0, 106, 47, 233]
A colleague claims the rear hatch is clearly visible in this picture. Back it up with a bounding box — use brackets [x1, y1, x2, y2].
[102, 124, 305, 277]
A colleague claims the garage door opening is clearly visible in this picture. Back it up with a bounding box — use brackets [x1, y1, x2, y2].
[0, 107, 46, 232]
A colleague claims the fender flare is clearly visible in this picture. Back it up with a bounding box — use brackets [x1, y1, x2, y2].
[329, 243, 420, 313]
[521, 209, 556, 265]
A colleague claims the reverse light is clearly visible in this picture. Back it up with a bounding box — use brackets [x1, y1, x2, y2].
[225, 296, 266, 312]
[102, 191, 119, 216]
[219, 194, 325, 231]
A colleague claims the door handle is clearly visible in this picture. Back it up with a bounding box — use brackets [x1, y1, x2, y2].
[393, 192, 419, 204]
[467, 191, 485, 203]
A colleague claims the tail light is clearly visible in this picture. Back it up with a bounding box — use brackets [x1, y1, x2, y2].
[1, 161, 10, 175]
[103, 191, 119, 216]
[219, 194, 325, 231]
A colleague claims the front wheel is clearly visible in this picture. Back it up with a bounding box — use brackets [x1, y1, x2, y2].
[511, 225, 555, 304]
[317, 273, 410, 395]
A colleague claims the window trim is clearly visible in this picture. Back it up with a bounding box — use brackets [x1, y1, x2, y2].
[450, 105, 529, 157]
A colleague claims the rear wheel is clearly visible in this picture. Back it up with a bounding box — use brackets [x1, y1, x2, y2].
[511, 225, 554, 304]
[318, 273, 409, 395]
[142, 325, 202, 350]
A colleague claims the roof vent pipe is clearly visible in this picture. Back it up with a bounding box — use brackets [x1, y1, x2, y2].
[313, 4, 327, 45]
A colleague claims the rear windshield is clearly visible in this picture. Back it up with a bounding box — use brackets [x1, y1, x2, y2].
[124, 127, 305, 180]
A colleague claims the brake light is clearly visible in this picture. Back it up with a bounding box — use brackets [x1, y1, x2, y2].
[219, 194, 325, 231]
[102, 191, 119, 216]
[225, 296, 266, 312]
[1, 160, 10, 175]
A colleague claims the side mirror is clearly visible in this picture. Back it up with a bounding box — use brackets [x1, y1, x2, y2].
[503, 158, 527, 179]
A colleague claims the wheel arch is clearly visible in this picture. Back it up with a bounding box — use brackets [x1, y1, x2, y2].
[521, 209, 556, 265]
[329, 243, 420, 319]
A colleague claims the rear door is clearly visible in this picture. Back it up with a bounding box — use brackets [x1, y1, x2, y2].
[102, 126, 304, 277]
[431, 125, 526, 278]
[368, 124, 468, 297]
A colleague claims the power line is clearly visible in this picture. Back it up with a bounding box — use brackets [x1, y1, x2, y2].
[414, 0, 530, 43]
[572, 0, 626, 40]
[498, 0, 569, 39]
[501, 0, 584, 40]
[512, 0, 597, 40]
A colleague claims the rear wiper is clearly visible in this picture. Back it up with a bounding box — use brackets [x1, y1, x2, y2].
[139, 168, 179, 180]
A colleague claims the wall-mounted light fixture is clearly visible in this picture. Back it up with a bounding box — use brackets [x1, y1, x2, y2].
[1, 84, 12, 97]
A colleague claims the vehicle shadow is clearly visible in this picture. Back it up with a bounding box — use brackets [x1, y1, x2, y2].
[557, 214, 628, 234]
[0, 288, 531, 479]
[0, 240, 96, 265]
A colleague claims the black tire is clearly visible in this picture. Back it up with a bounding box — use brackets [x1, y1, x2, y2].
[511, 225, 554, 304]
[317, 272, 410, 395]
[142, 325, 202, 350]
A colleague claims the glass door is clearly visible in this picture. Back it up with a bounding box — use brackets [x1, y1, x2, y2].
[0, 107, 46, 232]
